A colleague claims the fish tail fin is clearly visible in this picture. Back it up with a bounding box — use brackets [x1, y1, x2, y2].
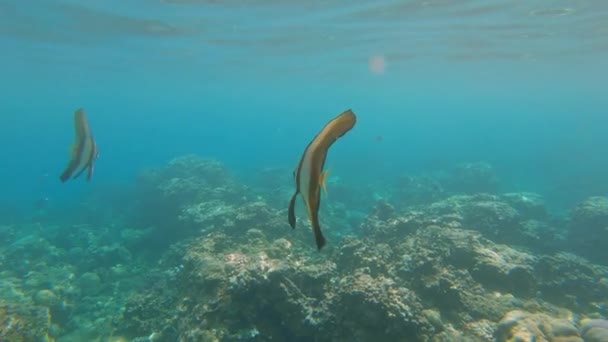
[60, 160, 77, 183]
[312, 221, 326, 250]
[59, 170, 71, 183]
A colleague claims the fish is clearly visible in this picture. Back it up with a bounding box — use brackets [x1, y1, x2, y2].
[59, 108, 99, 183]
[288, 109, 357, 250]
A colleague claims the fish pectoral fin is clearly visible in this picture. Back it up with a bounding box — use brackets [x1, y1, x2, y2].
[288, 192, 298, 229]
[86, 163, 94, 181]
[320, 169, 331, 196]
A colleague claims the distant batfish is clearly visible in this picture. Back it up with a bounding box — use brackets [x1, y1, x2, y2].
[288, 109, 357, 250]
[59, 108, 99, 182]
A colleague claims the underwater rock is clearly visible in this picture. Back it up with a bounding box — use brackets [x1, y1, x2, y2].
[179, 199, 237, 227]
[461, 198, 519, 237]
[0, 224, 16, 245]
[536, 253, 608, 312]
[439, 162, 500, 195]
[425, 193, 563, 250]
[393, 174, 445, 208]
[119, 230, 438, 341]
[0, 220, 151, 341]
[335, 237, 393, 277]
[116, 218, 608, 341]
[95, 245, 132, 268]
[111, 157, 608, 342]
[120, 227, 154, 249]
[266, 238, 293, 259]
[153, 155, 235, 190]
[501, 192, 547, 220]
[423, 309, 444, 332]
[494, 310, 581, 342]
[401, 227, 528, 322]
[0, 278, 53, 341]
[571, 196, 608, 224]
[0, 303, 53, 341]
[182, 239, 330, 340]
[117, 277, 180, 342]
[359, 204, 421, 241]
[329, 271, 434, 341]
[471, 244, 537, 298]
[428, 194, 520, 239]
[79, 272, 102, 296]
[179, 199, 295, 243]
[460, 319, 496, 341]
[568, 196, 608, 265]
[23, 270, 56, 290]
[245, 228, 265, 239]
[34, 289, 60, 307]
[6, 233, 63, 274]
[131, 155, 250, 244]
[518, 219, 559, 247]
[177, 196, 328, 251]
[370, 199, 396, 221]
[580, 319, 608, 342]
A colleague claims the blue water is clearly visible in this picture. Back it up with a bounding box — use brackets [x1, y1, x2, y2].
[1, 0, 607, 211]
[2, 2, 608, 341]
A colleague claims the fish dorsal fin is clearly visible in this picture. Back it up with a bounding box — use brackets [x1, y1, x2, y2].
[320, 168, 331, 196]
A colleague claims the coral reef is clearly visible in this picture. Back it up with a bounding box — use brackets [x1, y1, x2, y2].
[111, 158, 608, 341]
[392, 175, 445, 208]
[568, 196, 608, 265]
[115, 197, 608, 341]
[115, 232, 436, 341]
[0, 275, 54, 342]
[495, 310, 582, 342]
[536, 253, 608, 313]
[438, 162, 500, 195]
[130, 155, 251, 246]
[423, 193, 563, 250]
[580, 319, 608, 342]
[0, 222, 148, 341]
[3, 157, 607, 341]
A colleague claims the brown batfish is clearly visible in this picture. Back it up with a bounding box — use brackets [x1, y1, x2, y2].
[288, 109, 357, 250]
[59, 108, 99, 182]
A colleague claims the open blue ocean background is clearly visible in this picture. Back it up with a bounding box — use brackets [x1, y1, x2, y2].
[0, 1, 608, 214]
[1, 2, 608, 341]
[1, 0, 606, 214]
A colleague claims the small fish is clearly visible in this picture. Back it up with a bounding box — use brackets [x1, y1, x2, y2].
[288, 109, 357, 250]
[59, 108, 99, 182]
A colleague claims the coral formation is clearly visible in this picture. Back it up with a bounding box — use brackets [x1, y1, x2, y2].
[438, 162, 500, 195]
[114, 172, 608, 341]
[569, 196, 608, 265]
[495, 310, 582, 342]
[580, 319, 608, 342]
[2, 157, 607, 341]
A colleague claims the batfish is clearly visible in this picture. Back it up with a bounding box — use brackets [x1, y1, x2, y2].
[288, 109, 357, 250]
[59, 108, 99, 182]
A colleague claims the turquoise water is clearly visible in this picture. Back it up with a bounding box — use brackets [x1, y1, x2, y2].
[2, 0, 607, 210]
[1, 1, 608, 341]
